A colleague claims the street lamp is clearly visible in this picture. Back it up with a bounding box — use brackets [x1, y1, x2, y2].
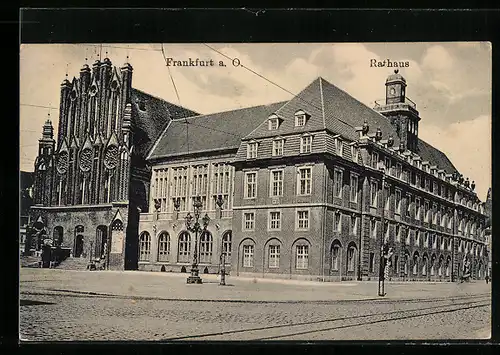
[185, 196, 210, 284]
[220, 252, 227, 286]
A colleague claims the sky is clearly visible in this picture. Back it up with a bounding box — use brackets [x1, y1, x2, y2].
[20, 42, 492, 201]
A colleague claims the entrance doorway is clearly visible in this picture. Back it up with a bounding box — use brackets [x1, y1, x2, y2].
[75, 235, 84, 257]
[96, 226, 108, 259]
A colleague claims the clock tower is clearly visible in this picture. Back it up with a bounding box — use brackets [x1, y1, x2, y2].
[374, 70, 421, 152]
[386, 69, 407, 104]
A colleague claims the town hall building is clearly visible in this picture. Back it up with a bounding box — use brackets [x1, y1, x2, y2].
[29, 59, 489, 282]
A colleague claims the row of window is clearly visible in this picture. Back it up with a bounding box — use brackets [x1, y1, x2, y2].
[243, 244, 309, 269]
[138, 230, 232, 263]
[247, 135, 313, 159]
[371, 150, 481, 212]
[151, 163, 233, 212]
[242, 210, 312, 231]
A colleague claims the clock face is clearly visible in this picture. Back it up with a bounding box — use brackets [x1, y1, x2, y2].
[389, 87, 396, 95]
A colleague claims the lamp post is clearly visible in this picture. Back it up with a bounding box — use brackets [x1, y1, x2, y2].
[220, 252, 227, 286]
[185, 196, 210, 284]
[378, 167, 386, 297]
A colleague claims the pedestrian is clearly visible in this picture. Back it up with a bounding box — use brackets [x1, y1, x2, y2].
[485, 275, 490, 284]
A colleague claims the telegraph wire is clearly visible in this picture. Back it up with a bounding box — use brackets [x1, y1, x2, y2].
[159, 43, 190, 155]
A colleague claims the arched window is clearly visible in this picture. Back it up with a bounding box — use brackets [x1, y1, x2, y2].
[347, 244, 357, 272]
[158, 232, 170, 262]
[178, 232, 191, 263]
[446, 257, 451, 277]
[222, 231, 232, 264]
[438, 256, 444, 276]
[422, 255, 428, 276]
[331, 240, 342, 271]
[412, 252, 419, 275]
[139, 232, 151, 262]
[268, 244, 280, 268]
[199, 231, 213, 263]
[430, 255, 436, 276]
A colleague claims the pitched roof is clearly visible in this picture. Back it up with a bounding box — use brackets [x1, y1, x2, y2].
[147, 101, 287, 160]
[415, 138, 458, 175]
[130, 88, 199, 158]
[146, 76, 459, 177]
[243, 77, 400, 144]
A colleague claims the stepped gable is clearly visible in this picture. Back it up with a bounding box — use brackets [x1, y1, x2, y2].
[130, 88, 199, 158]
[415, 138, 458, 175]
[147, 101, 287, 160]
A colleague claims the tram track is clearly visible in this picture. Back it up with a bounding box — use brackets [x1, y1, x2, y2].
[162, 295, 490, 341]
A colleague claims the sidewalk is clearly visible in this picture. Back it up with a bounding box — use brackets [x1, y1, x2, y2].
[20, 268, 491, 303]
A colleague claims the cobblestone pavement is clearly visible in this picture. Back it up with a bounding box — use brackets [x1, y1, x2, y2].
[19, 269, 491, 341]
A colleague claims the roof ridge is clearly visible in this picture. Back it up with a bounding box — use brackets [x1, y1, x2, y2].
[146, 119, 173, 160]
[319, 77, 326, 130]
[172, 100, 288, 122]
[132, 87, 198, 114]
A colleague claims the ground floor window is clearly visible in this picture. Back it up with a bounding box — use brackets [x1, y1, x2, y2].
[158, 232, 170, 262]
[422, 257, 427, 276]
[369, 252, 374, 273]
[199, 231, 213, 263]
[139, 232, 151, 262]
[178, 232, 191, 263]
[412, 256, 418, 275]
[269, 245, 280, 268]
[243, 245, 254, 267]
[332, 244, 340, 271]
[222, 231, 232, 263]
[347, 246, 356, 272]
[296, 245, 309, 269]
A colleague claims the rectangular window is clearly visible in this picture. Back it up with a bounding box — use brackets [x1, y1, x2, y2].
[300, 136, 313, 153]
[448, 212, 453, 229]
[297, 210, 309, 230]
[396, 163, 402, 179]
[269, 211, 281, 230]
[416, 174, 421, 188]
[395, 189, 402, 215]
[441, 185, 446, 198]
[351, 215, 358, 235]
[336, 138, 343, 156]
[371, 152, 379, 169]
[243, 212, 255, 231]
[371, 220, 377, 238]
[297, 167, 312, 195]
[334, 169, 343, 198]
[433, 182, 438, 195]
[352, 146, 358, 163]
[424, 201, 430, 222]
[270, 170, 284, 197]
[406, 194, 411, 217]
[415, 231, 420, 246]
[405, 229, 411, 244]
[243, 245, 254, 267]
[244, 172, 257, 199]
[334, 212, 342, 232]
[432, 204, 437, 224]
[415, 198, 421, 220]
[385, 157, 391, 171]
[370, 181, 378, 207]
[269, 245, 280, 268]
[396, 225, 401, 242]
[272, 139, 284, 156]
[425, 178, 430, 191]
[247, 142, 258, 159]
[384, 222, 389, 242]
[296, 245, 309, 269]
[350, 174, 358, 202]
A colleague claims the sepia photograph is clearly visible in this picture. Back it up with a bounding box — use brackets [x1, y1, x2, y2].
[19, 42, 492, 341]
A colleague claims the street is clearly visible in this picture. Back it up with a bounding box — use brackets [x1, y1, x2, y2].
[20, 269, 491, 341]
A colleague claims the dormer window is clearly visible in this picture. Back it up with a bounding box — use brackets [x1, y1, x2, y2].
[272, 138, 284, 157]
[268, 114, 280, 130]
[247, 141, 258, 159]
[295, 110, 309, 127]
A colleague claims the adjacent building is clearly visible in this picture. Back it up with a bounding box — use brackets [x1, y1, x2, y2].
[20, 171, 34, 254]
[29, 58, 198, 270]
[29, 59, 489, 282]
